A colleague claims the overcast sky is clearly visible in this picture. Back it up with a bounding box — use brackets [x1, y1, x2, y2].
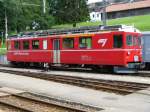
[88, 0, 102, 4]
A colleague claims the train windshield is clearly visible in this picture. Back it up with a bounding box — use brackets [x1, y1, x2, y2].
[137, 36, 141, 46]
[126, 35, 133, 46]
[133, 35, 141, 46]
[126, 35, 141, 47]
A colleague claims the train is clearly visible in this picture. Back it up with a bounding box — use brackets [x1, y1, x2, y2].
[6, 25, 143, 73]
[142, 32, 150, 70]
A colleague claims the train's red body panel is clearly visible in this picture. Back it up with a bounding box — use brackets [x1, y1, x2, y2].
[7, 25, 142, 70]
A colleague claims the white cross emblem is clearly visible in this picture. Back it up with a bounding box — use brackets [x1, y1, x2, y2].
[98, 39, 107, 47]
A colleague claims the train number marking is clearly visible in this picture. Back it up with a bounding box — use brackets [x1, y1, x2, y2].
[98, 39, 107, 47]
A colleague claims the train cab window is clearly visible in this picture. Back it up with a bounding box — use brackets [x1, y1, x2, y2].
[43, 40, 47, 49]
[113, 35, 123, 48]
[133, 36, 137, 46]
[23, 41, 29, 50]
[14, 41, 20, 49]
[138, 36, 141, 46]
[63, 38, 74, 49]
[32, 40, 39, 49]
[79, 37, 92, 49]
[126, 35, 133, 46]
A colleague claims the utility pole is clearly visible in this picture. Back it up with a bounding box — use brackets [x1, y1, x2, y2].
[102, 0, 107, 26]
[5, 8, 8, 40]
[43, 0, 46, 14]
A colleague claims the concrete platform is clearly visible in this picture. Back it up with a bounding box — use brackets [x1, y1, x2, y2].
[0, 87, 25, 97]
[101, 89, 150, 112]
[1, 67, 150, 84]
[0, 92, 9, 97]
[0, 72, 150, 112]
[0, 87, 25, 94]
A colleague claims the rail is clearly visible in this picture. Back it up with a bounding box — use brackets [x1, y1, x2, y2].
[0, 90, 101, 112]
[0, 66, 149, 95]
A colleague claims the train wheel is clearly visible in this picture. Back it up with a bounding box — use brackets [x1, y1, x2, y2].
[9, 61, 17, 67]
[91, 65, 102, 72]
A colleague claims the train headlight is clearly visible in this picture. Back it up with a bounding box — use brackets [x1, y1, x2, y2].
[134, 55, 139, 62]
[127, 51, 131, 55]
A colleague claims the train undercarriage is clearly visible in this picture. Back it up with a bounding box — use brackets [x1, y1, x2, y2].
[9, 61, 142, 74]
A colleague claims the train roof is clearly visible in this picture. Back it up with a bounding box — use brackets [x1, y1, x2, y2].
[142, 31, 150, 35]
[8, 25, 140, 39]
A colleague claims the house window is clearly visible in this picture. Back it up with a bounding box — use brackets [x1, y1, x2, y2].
[93, 14, 95, 18]
[32, 40, 39, 49]
[97, 14, 99, 17]
[113, 35, 123, 48]
[63, 38, 74, 49]
[14, 41, 20, 49]
[23, 41, 29, 49]
[79, 37, 92, 49]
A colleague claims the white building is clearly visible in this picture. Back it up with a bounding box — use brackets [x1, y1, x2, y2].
[88, 0, 103, 21]
[87, 0, 102, 4]
[89, 12, 102, 21]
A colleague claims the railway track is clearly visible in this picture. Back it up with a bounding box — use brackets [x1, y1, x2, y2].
[0, 66, 150, 95]
[0, 90, 101, 112]
[1, 63, 150, 77]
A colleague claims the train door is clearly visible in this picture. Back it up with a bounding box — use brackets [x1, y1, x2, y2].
[53, 39, 60, 63]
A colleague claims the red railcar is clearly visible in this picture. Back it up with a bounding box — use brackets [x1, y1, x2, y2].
[7, 25, 142, 73]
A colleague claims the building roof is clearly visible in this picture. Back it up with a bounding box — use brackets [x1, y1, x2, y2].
[87, 0, 102, 4]
[106, 0, 150, 12]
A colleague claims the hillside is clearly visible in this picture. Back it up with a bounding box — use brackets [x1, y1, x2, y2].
[52, 14, 150, 31]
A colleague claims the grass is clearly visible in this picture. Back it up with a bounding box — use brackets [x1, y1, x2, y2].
[0, 42, 7, 55]
[52, 14, 150, 31]
[0, 48, 7, 55]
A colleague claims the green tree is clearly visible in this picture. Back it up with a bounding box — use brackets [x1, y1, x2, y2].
[48, 0, 89, 27]
[0, 0, 55, 34]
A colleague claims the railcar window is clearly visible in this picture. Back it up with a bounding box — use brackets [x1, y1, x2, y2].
[43, 40, 47, 49]
[14, 41, 20, 49]
[79, 37, 92, 49]
[113, 35, 123, 48]
[23, 41, 29, 49]
[126, 35, 133, 46]
[32, 40, 39, 49]
[63, 38, 74, 49]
